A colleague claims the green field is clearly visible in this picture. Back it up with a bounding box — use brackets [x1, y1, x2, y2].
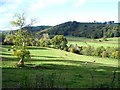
[67, 37, 118, 48]
[1, 43, 120, 88]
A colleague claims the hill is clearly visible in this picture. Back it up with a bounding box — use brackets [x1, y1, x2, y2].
[1, 21, 120, 39]
[23, 26, 51, 32]
[0, 25, 51, 34]
[45, 21, 119, 39]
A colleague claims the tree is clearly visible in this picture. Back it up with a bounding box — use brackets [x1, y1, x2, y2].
[39, 33, 51, 47]
[39, 38, 51, 47]
[10, 13, 35, 66]
[51, 35, 68, 49]
[4, 33, 14, 45]
[30, 38, 39, 46]
[0, 32, 5, 44]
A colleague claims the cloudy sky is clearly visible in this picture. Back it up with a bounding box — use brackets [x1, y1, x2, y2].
[0, 0, 119, 30]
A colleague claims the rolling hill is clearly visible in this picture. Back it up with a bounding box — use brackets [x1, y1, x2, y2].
[1, 21, 120, 39]
[45, 21, 119, 39]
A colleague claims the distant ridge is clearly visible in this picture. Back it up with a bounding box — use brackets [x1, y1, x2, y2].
[45, 21, 119, 38]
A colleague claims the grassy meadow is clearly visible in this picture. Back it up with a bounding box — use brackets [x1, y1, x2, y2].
[67, 37, 118, 48]
[1, 37, 120, 88]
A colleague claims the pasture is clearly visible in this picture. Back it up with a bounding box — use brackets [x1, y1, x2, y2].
[67, 37, 118, 48]
[1, 44, 119, 88]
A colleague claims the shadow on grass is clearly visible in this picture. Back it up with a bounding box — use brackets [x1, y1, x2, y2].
[31, 55, 62, 58]
[2, 56, 119, 72]
[2, 63, 82, 70]
[2, 55, 62, 61]
[2, 57, 119, 88]
[1, 52, 12, 56]
[2, 57, 18, 61]
[2, 63, 119, 71]
[29, 58, 117, 68]
[2, 55, 101, 66]
[28, 47, 49, 50]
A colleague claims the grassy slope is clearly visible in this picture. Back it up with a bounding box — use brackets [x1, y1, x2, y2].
[67, 37, 118, 48]
[1, 45, 119, 88]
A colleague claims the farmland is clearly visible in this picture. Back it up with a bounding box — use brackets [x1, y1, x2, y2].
[67, 36, 118, 48]
[0, 0, 120, 89]
[1, 37, 120, 88]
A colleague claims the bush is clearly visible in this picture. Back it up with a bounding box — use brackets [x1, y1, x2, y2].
[51, 35, 68, 49]
[68, 44, 80, 54]
[39, 38, 51, 47]
[78, 46, 83, 55]
[30, 39, 40, 46]
[93, 46, 105, 57]
[63, 47, 68, 51]
[68, 47, 75, 53]
[81, 46, 94, 56]
[101, 51, 109, 58]
[111, 51, 118, 59]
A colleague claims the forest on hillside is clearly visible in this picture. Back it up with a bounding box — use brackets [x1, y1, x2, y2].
[46, 21, 120, 39]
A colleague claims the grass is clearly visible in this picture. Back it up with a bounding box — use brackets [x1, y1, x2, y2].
[67, 37, 118, 48]
[1, 44, 120, 88]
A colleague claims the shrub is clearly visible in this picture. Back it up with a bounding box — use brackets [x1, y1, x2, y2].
[30, 39, 40, 46]
[68, 47, 75, 53]
[93, 46, 105, 57]
[39, 38, 51, 47]
[111, 51, 118, 59]
[78, 46, 83, 55]
[81, 46, 94, 56]
[101, 51, 109, 58]
[63, 47, 68, 51]
[51, 35, 68, 49]
[68, 44, 80, 54]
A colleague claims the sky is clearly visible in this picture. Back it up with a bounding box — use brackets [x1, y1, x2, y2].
[0, 0, 119, 30]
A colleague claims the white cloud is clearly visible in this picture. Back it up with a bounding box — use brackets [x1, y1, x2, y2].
[0, 0, 22, 3]
[29, 0, 67, 12]
[30, 0, 45, 10]
[0, 0, 23, 29]
[0, 0, 23, 13]
[0, 12, 15, 30]
[45, 0, 67, 4]
[87, 0, 119, 3]
[0, 7, 6, 12]
[0, 0, 12, 3]
[74, 0, 86, 7]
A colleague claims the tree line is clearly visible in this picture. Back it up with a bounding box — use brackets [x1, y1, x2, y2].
[3, 30, 118, 59]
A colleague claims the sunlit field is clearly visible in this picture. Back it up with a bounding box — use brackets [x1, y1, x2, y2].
[67, 37, 118, 48]
[1, 44, 119, 88]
